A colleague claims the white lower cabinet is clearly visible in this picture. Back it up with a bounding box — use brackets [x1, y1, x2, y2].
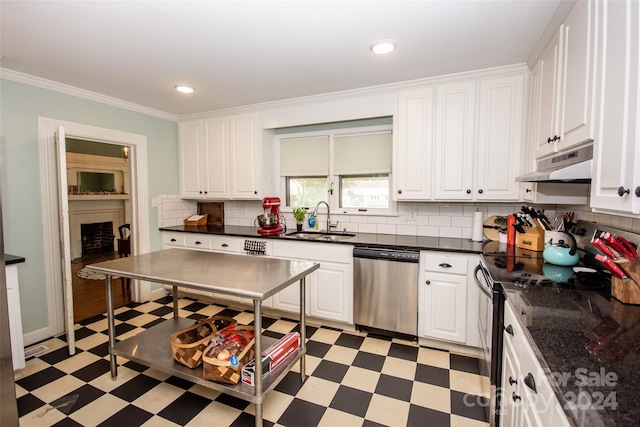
[501, 302, 570, 427]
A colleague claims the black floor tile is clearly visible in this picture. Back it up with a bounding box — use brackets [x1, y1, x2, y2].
[111, 374, 161, 402]
[123, 360, 150, 372]
[54, 384, 105, 414]
[329, 385, 372, 417]
[374, 374, 414, 402]
[186, 312, 207, 321]
[292, 324, 318, 338]
[407, 404, 451, 427]
[52, 418, 85, 427]
[305, 340, 331, 358]
[74, 326, 97, 341]
[114, 309, 144, 322]
[363, 420, 388, 427]
[258, 316, 278, 329]
[352, 351, 386, 372]
[450, 353, 482, 375]
[450, 390, 488, 422]
[16, 366, 66, 391]
[230, 411, 275, 427]
[153, 295, 174, 305]
[148, 306, 174, 317]
[40, 346, 82, 365]
[98, 404, 153, 427]
[165, 375, 196, 390]
[388, 342, 419, 362]
[141, 317, 166, 329]
[312, 360, 349, 383]
[87, 341, 109, 358]
[334, 333, 365, 349]
[216, 307, 242, 318]
[277, 398, 326, 427]
[215, 393, 252, 411]
[78, 314, 106, 326]
[71, 359, 111, 382]
[415, 363, 450, 388]
[113, 322, 137, 337]
[274, 371, 305, 396]
[182, 301, 209, 312]
[157, 391, 211, 425]
[17, 393, 45, 417]
[263, 330, 285, 340]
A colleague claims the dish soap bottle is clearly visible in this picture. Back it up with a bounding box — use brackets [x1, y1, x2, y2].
[308, 214, 316, 230]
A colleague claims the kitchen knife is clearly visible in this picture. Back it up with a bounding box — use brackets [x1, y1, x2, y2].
[595, 254, 628, 279]
[591, 237, 619, 259]
[615, 235, 638, 259]
[602, 232, 634, 261]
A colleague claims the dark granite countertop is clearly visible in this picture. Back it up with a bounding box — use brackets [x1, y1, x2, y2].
[5, 254, 25, 265]
[502, 282, 639, 426]
[159, 225, 486, 254]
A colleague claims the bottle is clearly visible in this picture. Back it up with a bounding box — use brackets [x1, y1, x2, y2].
[308, 214, 316, 230]
[507, 214, 516, 246]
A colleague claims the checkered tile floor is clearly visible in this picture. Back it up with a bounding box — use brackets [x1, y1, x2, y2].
[15, 296, 490, 427]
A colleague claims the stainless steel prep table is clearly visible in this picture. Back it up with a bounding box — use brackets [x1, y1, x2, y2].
[86, 248, 319, 427]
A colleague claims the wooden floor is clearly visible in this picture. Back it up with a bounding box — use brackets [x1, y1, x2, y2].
[71, 253, 131, 323]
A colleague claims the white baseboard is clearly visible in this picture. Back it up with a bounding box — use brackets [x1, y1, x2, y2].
[150, 287, 169, 301]
[23, 326, 56, 348]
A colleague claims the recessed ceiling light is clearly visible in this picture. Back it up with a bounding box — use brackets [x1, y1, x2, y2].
[175, 85, 194, 94]
[370, 40, 396, 55]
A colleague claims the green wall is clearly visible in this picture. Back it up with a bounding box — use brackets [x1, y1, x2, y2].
[0, 78, 179, 336]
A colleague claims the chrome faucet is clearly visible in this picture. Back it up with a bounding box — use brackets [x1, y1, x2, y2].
[312, 201, 338, 232]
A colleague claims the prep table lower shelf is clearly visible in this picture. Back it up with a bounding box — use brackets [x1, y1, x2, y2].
[114, 317, 304, 403]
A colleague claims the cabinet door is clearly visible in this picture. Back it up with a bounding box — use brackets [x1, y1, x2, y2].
[204, 118, 230, 198]
[308, 261, 351, 323]
[229, 113, 261, 199]
[535, 28, 563, 159]
[419, 271, 467, 343]
[396, 87, 434, 200]
[476, 75, 524, 200]
[501, 339, 523, 427]
[591, 0, 640, 215]
[179, 121, 205, 198]
[558, 0, 597, 150]
[434, 81, 476, 200]
[271, 276, 305, 314]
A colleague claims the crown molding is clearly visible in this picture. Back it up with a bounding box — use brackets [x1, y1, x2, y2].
[0, 68, 178, 122]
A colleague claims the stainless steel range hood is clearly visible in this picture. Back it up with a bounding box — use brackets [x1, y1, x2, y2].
[516, 145, 593, 183]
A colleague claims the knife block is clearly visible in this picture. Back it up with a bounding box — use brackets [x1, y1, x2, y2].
[612, 259, 640, 305]
[516, 226, 545, 252]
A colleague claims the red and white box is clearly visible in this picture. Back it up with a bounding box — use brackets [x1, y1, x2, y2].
[241, 332, 300, 386]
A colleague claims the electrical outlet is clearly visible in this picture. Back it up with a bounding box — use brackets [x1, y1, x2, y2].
[406, 210, 417, 220]
[151, 197, 159, 208]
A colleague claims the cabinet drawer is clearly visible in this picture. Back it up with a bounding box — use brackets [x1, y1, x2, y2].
[185, 234, 212, 249]
[421, 252, 467, 275]
[162, 232, 185, 246]
[273, 241, 352, 263]
[210, 236, 240, 253]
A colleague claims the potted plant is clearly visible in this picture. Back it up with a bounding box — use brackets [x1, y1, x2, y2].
[292, 207, 306, 232]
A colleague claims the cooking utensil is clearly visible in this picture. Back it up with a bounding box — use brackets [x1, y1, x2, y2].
[543, 231, 579, 266]
[592, 237, 619, 259]
[595, 254, 628, 279]
[256, 213, 277, 228]
[615, 235, 638, 259]
[482, 215, 507, 241]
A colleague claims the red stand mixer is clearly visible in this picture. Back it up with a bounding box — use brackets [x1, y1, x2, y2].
[256, 197, 286, 234]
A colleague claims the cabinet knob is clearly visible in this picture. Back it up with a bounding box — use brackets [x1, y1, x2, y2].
[254, 191, 258, 195]
[204, 191, 208, 195]
[466, 189, 471, 194]
[199, 191, 203, 194]
[505, 324, 514, 336]
[547, 135, 560, 143]
[512, 392, 521, 402]
[425, 280, 431, 285]
[478, 189, 483, 194]
[524, 372, 537, 393]
[438, 263, 452, 268]
[525, 188, 532, 193]
[636, 187, 640, 198]
[398, 190, 403, 194]
[221, 243, 228, 247]
[618, 186, 630, 197]
[547, 136, 553, 143]
[195, 241, 202, 245]
[170, 238, 176, 242]
[509, 376, 517, 386]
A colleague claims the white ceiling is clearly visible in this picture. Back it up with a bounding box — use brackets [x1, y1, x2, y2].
[1, 1, 563, 117]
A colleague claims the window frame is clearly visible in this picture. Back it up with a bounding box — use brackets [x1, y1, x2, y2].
[276, 124, 396, 216]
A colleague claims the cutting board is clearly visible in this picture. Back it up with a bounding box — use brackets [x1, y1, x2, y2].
[483, 215, 507, 241]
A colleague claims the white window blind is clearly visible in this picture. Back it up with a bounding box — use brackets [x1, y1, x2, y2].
[280, 136, 329, 175]
[334, 132, 392, 174]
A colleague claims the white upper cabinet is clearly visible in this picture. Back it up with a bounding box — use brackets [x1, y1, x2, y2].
[530, 0, 597, 158]
[395, 87, 434, 200]
[433, 81, 477, 200]
[476, 75, 524, 201]
[179, 113, 261, 200]
[591, 0, 640, 215]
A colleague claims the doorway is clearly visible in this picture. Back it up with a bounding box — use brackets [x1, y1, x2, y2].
[66, 139, 132, 322]
[37, 117, 151, 353]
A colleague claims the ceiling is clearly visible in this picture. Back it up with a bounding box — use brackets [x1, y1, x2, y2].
[1, 1, 563, 117]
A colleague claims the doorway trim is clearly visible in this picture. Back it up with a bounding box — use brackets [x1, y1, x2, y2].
[38, 117, 151, 342]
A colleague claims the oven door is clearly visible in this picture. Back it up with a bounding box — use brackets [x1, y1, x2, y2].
[475, 262, 493, 378]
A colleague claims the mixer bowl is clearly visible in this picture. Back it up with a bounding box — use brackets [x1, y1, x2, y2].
[256, 213, 277, 227]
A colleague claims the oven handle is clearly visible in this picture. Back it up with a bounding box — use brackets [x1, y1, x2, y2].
[474, 264, 493, 298]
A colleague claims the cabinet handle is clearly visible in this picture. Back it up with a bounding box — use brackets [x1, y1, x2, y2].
[398, 189, 402, 194]
[618, 186, 630, 197]
[525, 188, 532, 193]
[221, 243, 228, 247]
[478, 189, 483, 194]
[439, 263, 452, 268]
[425, 280, 431, 285]
[547, 135, 560, 143]
[509, 376, 517, 386]
[466, 189, 471, 194]
[547, 136, 553, 143]
[524, 373, 537, 393]
[512, 392, 521, 402]
[505, 324, 514, 336]
[254, 191, 258, 195]
[195, 241, 202, 245]
[170, 238, 176, 242]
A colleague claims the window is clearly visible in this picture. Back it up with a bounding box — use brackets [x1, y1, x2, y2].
[278, 123, 393, 214]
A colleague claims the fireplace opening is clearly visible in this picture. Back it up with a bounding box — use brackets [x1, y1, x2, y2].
[81, 221, 115, 257]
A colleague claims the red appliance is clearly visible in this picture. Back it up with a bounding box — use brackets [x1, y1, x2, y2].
[257, 197, 286, 235]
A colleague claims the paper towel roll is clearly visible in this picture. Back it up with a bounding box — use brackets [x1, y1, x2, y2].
[472, 211, 484, 242]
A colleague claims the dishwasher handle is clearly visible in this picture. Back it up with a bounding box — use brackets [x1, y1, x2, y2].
[353, 246, 419, 263]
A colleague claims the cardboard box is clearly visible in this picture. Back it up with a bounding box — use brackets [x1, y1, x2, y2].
[241, 332, 300, 386]
[516, 225, 545, 252]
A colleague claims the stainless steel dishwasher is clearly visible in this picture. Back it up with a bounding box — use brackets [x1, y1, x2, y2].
[353, 246, 419, 337]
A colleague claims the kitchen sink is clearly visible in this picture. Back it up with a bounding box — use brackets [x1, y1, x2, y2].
[285, 231, 356, 241]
